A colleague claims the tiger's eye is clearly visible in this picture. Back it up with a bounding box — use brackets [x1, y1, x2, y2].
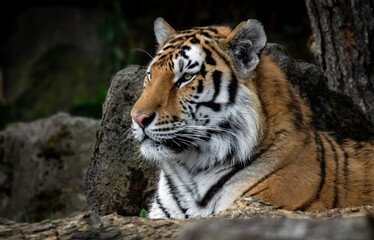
[184, 73, 193, 80]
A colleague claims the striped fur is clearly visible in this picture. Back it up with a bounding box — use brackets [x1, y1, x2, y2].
[130, 18, 374, 219]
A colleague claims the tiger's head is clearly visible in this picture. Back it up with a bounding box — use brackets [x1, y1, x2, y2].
[131, 18, 267, 171]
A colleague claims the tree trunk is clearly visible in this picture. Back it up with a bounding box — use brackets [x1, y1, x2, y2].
[306, 0, 374, 122]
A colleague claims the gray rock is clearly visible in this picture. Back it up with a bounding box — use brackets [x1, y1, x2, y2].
[178, 217, 374, 240]
[0, 112, 99, 222]
[85, 65, 158, 217]
[1, 208, 373, 239]
[264, 43, 373, 140]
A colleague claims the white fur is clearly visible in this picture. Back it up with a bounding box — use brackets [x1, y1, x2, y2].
[172, 45, 204, 87]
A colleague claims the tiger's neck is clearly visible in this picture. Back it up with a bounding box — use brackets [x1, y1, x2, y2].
[251, 54, 313, 153]
[175, 84, 261, 174]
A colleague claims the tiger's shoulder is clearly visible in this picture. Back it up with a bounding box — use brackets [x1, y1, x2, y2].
[243, 53, 374, 211]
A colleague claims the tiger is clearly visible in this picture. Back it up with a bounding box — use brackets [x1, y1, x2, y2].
[130, 17, 374, 219]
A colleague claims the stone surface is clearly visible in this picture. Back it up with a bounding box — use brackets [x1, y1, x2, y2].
[264, 43, 374, 140]
[179, 217, 374, 240]
[0, 113, 99, 222]
[85, 65, 159, 217]
[1, 204, 374, 240]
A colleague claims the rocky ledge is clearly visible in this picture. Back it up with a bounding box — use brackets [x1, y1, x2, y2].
[1, 199, 373, 239]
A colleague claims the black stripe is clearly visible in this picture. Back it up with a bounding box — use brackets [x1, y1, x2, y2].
[200, 63, 207, 78]
[340, 144, 350, 196]
[170, 60, 174, 69]
[287, 85, 305, 131]
[303, 130, 312, 146]
[197, 80, 204, 93]
[162, 45, 174, 51]
[246, 187, 269, 197]
[197, 163, 247, 207]
[163, 172, 188, 218]
[197, 148, 268, 207]
[240, 166, 284, 197]
[228, 73, 238, 104]
[170, 162, 201, 200]
[155, 194, 171, 218]
[218, 121, 231, 131]
[169, 36, 185, 44]
[189, 37, 200, 44]
[168, 62, 173, 70]
[180, 50, 188, 59]
[296, 130, 326, 211]
[187, 62, 199, 69]
[202, 44, 238, 104]
[181, 45, 191, 51]
[207, 27, 218, 34]
[314, 131, 326, 199]
[203, 47, 216, 66]
[197, 102, 221, 112]
[208, 44, 231, 66]
[200, 31, 214, 39]
[323, 133, 339, 208]
[363, 146, 371, 202]
[354, 141, 364, 152]
[212, 70, 222, 100]
[180, 29, 194, 34]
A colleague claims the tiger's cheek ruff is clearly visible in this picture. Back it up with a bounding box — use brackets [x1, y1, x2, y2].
[180, 85, 260, 171]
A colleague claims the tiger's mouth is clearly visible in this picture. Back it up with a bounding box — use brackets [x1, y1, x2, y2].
[141, 134, 191, 153]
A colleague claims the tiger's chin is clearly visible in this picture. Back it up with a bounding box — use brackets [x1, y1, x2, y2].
[139, 138, 194, 162]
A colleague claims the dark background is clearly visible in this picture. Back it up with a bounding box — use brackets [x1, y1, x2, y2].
[0, 0, 313, 128]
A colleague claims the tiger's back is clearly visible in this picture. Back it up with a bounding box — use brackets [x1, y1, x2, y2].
[241, 56, 374, 211]
[130, 18, 374, 218]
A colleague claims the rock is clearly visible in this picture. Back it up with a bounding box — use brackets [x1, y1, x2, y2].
[178, 217, 374, 240]
[264, 43, 374, 140]
[85, 44, 374, 217]
[85, 66, 159, 217]
[1, 205, 374, 239]
[0, 212, 183, 240]
[0, 113, 99, 222]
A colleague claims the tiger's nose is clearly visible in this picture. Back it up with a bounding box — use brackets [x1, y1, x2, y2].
[131, 112, 156, 129]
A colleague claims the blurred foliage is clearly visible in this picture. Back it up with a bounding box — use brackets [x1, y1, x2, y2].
[0, 104, 9, 129]
[71, 89, 107, 119]
[139, 208, 149, 218]
[0, 0, 313, 129]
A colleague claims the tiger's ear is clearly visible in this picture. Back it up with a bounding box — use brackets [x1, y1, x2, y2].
[224, 19, 267, 78]
[154, 17, 177, 46]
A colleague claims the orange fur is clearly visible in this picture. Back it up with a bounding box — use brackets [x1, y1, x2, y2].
[242, 56, 374, 210]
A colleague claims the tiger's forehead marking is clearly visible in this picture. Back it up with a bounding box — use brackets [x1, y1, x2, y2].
[148, 38, 205, 81]
[148, 26, 231, 70]
[147, 26, 231, 82]
[172, 45, 203, 78]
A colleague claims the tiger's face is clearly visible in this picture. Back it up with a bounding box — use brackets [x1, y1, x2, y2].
[131, 18, 267, 171]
